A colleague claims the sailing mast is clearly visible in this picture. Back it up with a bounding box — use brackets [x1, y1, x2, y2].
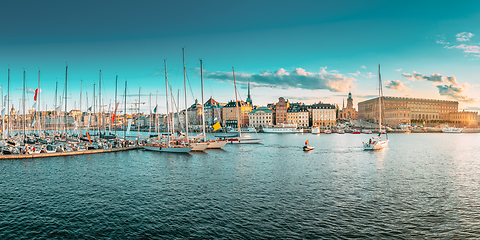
[7, 69, 10, 138]
[137, 87, 140, 140]
[79, 79, 82, 134]
[93, 84, 96, 136]
[23, 70, 26, 141]
[37, 70, 41, 136]
[54, 82, 57, 135]
[64, 64, 68, 134]
[149, 93, 151, 136]
[378, 64, 382, 135]
[200, 59, 206, 141]
[115, 75, 117, 136]
[232, 67, 241, 140]
[124, 80, 127, 139]
[182, 48, 189, 143]
[99, 70, 102, 135]
[164, 60, 170, 145]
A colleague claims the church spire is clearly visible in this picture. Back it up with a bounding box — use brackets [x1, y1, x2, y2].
[246, 80, 252, 105]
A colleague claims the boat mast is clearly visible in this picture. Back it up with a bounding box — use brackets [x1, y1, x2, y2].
[137, 87, 140, 139]
[183, 48, 189, 144]
[54, 82, 57, 134]
[149, 93, 151, 136]
[164, 60, 170, 145]
[155, 90, 158, 136]
[23, 70, 26, 141]
[37, 70, 41, 136]
[79, 79, 82, 134]
[378, 64, 382, 135]
[64, 64, 68, 134]
[93, 84, 96, 136]
[1, 87, 4, 141]
[115, 75, 117, 136]
[200, 59, 206, 141]
[232, 67, 241, 139]
[124, 80, 127, 139]
[7, 68, 10, 138]
[99, 70, 102, 135]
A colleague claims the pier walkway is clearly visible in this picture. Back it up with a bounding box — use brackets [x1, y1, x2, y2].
[0, 146, 142, 160]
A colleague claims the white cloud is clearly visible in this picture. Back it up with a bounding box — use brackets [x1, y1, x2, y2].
[205, 67, 356, 93]
[364, 72, 375, 78]
[456, 32, 474, 42]
[361, 66, 366, 69]
[437, 85, 476, 103]
[385, 80, 410, 92]
[349, 71, 360, 76]
[395, 68, 402, 71]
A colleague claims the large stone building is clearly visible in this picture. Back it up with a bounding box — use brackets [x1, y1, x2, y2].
[449, 111, 479, 127]
[275, 97, 289, 125]
[310, 102, 336, 128]
[338, 92, 357, 120]
[222, 100, 252, 128]
[358, 96, 458, 126]
[203, 97, 224, 126]
[248, 106, 274, 128]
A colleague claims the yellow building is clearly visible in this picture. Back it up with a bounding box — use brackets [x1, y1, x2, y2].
[222, 100, 252, 128]
[338, 92, 357, 120]
[311, 103, 336, 128]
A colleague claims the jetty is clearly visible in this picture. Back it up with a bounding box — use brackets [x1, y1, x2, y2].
[0, 146, 141, 160]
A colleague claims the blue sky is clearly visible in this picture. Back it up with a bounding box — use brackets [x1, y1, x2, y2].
[1, 0, 480, 114]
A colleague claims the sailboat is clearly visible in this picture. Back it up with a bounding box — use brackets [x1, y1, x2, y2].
[222, 67, 263, 144]
[363, 64, 389, 150]
[142, 59, 192, 153]
[197, 59, 227, 149]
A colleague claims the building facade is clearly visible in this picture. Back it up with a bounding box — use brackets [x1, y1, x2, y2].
[248, 106, 274, 128]
[311, 103, 336, 128]
[449, 111, 479, 127]
[275, 97, 289, 125]
[222, 100, 252, 128]
[358, 96, 458, 126]
[338, 92, 357, 120]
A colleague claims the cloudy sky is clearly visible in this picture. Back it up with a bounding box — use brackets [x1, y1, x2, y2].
[1, 0, 480, 114]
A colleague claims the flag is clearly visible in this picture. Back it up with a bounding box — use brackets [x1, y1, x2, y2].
[87, 106, 92, 112]
[153, 105, 157, 113]
[212, 122, 221, 131]
[305, 140, 309, 145]
[32, 101, 37, 109]
[423, 121, 425, 125]
[34, 88, 38, 101]
[163, 115, 167, 118]
[126, 118, 132, 135]
[86, 131, 92, 145]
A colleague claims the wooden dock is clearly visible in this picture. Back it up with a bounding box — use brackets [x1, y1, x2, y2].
[0, 146, 142, 160]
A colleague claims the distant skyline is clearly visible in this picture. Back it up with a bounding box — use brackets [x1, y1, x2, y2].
[1, 0, 480, 114]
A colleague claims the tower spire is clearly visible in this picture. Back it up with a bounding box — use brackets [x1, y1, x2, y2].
[246, 80, 252, 105]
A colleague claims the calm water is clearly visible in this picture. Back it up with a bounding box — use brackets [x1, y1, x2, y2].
[1, 133, 480, 239]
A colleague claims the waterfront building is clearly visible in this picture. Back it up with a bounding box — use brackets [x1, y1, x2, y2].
[248, 106, 274, 128]
[286, 103, 309, 127]
[338, 92, 357, 120]
[310, 102, 336, 128]
[297, 107, 310, 127]
[222, 100, 252, 128]
[358, 96, 458, 126]
[449, 111, 479, 127]
[275, 97, 289, 125]
[204, 97, 225, 127]
[187, 99, 203, 127]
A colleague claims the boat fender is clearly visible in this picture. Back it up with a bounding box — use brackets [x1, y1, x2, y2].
[159, 147, 162, 150]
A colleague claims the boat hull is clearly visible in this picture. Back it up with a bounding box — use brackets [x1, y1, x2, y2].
[363, 139, 389, 150]
[206, 140, 228, 149]
[190, 142, 208, 151]
[262, 128, 300, 133]
[143, 145, 193, 153]
[226, 138, 263, 144]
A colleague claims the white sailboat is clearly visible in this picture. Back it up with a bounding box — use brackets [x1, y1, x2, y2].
[224, 67, 263, 144]
[142, 59, 193, 153]
[363, 64, 389, 150]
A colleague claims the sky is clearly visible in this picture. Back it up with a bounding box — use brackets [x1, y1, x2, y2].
[1, 0, 480, 114]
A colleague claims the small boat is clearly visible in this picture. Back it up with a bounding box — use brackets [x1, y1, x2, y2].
[205, 139, 228, 149]
[303, 140, 314, 151]
[351, 129, 361, 134]
[311, 126, 320, 134]
[303, 145, 314, 151]
[324, 130, 332, 134]
[442, 127, 462, 133]
[362, 129, 372, 134]
[190, 142, 208, 151]
[337, 129, 345, 134]
[143, 144, 193, 153]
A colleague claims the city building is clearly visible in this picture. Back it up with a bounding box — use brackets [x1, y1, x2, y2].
[275, 97, 289, 125]
[338, 92, 357, 120]
[358, 96, 458, 126]
[449, 111, 479, 127]
[248, 106, 274, 128]
[310, 102, 336, 128]
[222, 100, 252, 128]
[204, 97, 225, 127]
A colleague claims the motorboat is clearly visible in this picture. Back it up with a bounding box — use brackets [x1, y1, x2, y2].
[303, 145, 314, 151]
[442, 127, 463, 133]
[324, 130, 332, 134]
[311, 127, 320, 134]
